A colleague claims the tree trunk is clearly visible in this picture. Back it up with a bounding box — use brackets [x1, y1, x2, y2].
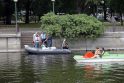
[25, 0, 30, 24]
[76, 0, 81, 13]
[120, 12, 123, 26]
[5, 15, 11, 24]
[103, 3, 107, 21]
[4, 0, 12, 24]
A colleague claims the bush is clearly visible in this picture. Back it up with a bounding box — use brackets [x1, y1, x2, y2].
[40, 12, 104, 38]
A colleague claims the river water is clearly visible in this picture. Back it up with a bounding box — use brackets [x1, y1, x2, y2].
[0, 53, 124, 83]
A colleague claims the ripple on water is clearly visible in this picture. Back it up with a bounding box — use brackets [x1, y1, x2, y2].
[75, 62, 124, 83]
[0, 53, 124, 83]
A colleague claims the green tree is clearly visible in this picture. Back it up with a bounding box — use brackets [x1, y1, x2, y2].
[110, 0, 124, 25]
[32, 0, 51, 22]
[18, 0, 38, 24]
[0, 0, 4, 17]
[4, 0, 14, 24]
[41, 12, 104, 39]
[85, 0, 109, 20]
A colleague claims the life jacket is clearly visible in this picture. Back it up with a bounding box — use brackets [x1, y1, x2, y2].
[83, 51, 94, 58]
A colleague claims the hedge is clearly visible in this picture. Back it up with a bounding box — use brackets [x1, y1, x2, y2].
[40, 12, 104, 39]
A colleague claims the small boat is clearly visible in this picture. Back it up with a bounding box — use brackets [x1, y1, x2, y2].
[24, 45, 71, 54]
[73, 52, 124, 63]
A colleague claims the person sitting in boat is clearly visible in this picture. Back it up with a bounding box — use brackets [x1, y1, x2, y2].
[91, 47, 101, 58]
[41, 42, 47, 49]
[62, 38, 69, 49]
[34, 33, 41, 48]
[100, 47, 105, 58]
[63, 43, 69, 49]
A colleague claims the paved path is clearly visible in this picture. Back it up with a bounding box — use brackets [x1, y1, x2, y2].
[0, 25, 124, 33]
[0, 27, 41, 34]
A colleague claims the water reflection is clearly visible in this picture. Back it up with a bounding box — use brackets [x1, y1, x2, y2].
[0, 53, 21, 83]
[20, 54, 73, 83]
[75, 62, 124, 83]
[0, 53, 73, 83]
[0, 53, 124, 83]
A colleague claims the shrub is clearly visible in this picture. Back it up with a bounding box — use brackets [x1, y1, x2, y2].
[40, 12, 104, 38]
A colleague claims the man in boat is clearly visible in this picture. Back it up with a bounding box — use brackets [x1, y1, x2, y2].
[83, 47, 105, 58]
[42, 34, 52, 47]
[47, 35, 52, 47]
[62, 38, 69, 49]
[91, 47, 102, 58]
[40, 32, 47, 46]
[33, 32, 37, 47]
[34, 32, 40, 48]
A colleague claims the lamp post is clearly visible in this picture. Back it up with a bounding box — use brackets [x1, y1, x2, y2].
[101, 0, 106, 20]
[13, 0, 18, 33]
[51, 0, 55, 13]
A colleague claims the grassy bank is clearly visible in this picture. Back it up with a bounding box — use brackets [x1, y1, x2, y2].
[0, 23, 41, 28]
[18, 23, 41, 28]
[103, 22, 124, 26]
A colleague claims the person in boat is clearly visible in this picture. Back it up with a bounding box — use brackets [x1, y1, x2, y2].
[62, 38, 69, 49]
[34, 32, 41, 48]
[91, 47, 101, 58]
[40, 32, 47, 46]
[41, 42, 46, 49]
[41, 34, 52, 47]
[33, 32, 37, 47]
[47, 34, 52, 47]
[100, 47, 105, 58]
[63, 43, 69, 49]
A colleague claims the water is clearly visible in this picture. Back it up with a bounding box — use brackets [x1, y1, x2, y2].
[0, 53, 124, 83]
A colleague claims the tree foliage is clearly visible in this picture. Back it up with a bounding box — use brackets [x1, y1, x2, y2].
[110, 0, 124, 25]
[0, 0, 4, 17]
[41, 12, 104, 39]
[110, 0, 124, 13]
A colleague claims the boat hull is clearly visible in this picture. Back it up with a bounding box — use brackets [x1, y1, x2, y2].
[73, 52, 124, 63]
[24, 45, 71, 54]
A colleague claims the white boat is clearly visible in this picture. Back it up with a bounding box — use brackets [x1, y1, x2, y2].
[24, 45, 71, 54]
[73, 52, 124, 63]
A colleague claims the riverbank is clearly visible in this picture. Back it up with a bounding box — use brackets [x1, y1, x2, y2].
[0, 33, 21, 53]
[1, 31, 124, 53]
[0, 23, 124, 53]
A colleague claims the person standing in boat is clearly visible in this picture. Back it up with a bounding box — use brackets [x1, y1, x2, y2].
[33, 32, 37, 47]
[43, 34, 52, 47]
[40, 32, 47, 46]
[47, 34, 52, 47]
[34, 32, 40, 48]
